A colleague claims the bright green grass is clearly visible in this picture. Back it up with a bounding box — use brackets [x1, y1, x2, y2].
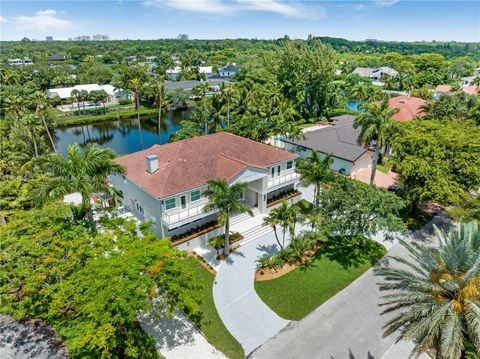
[376, 163, 391, 174]
[255, 238, 385, 321]
[183, 257, 244, 359]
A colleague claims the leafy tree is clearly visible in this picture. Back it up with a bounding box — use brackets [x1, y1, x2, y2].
[374, 222, 480, 359]
[0, 204, 202, 358]
[36, 143, 125, 220]
[319, 176, 406, 247]
[203, 179, 253, 256]
[354, 100, 400, 185]
[391, 120, 480, 207]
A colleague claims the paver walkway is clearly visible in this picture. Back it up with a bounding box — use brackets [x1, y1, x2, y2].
[249, 214, 450, 359]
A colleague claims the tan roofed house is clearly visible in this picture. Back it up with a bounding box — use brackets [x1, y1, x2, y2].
[111, 132, 300, 241]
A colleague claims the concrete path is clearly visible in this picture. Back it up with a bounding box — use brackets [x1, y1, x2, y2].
[249, 215, 449, 359]
[138, 308, 226, 359]
[213, 231, 293, 355]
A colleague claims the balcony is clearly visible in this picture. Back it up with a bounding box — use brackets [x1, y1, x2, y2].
[267, 172, 299, 189]
[162, 203, 215, 226]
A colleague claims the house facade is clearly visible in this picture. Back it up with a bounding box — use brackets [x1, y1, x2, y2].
[218, 63, 240, 78]
[352, 67, 398, 81]
[281, 115, 373, 176]
[110, 133, 299, 239]
[47, 84, 131, 104]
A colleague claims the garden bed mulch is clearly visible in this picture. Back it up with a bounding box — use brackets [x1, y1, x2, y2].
[255, 243, 323, 281]
[266, 190, 301, 208]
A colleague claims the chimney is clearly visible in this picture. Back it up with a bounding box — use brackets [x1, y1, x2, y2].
[146, 154, 158, 174]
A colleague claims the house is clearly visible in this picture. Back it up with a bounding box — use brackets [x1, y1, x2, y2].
[7, 57, 34, 66]
[387, 95, 426, 122]
[282, 115, 373, 176]
[473, 68, 480, 77]
[461, 75, 479, 86]
[218, 63, 241, 78]
[48, 54, 67, 62]
[352, 67, 398, 81]
[47, 84, 130, 104]
[461, 85, 479, 96]
[145, 56, 156, 64]
[110, 132, 299, 242]
[433, 84, 452, 100]
[164, 79, 230, 91]
[166, 66, 214, 80]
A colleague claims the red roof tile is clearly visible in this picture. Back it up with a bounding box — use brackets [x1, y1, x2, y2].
[435, 85, 452, 93]
[115, 132, 298, 199]
[388, 95, 427, 122]
[462, 85, 479, 96]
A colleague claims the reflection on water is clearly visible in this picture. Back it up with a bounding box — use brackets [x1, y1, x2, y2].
[54, 110, 191, 155]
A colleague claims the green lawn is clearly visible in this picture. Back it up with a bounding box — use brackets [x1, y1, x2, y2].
[376, 163, 391, 174]
[255, 237, 385, 320]
[183, 257, 244, 359]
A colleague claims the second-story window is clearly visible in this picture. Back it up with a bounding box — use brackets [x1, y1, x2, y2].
[271, 167, 275, 178]
[277, 165, 281, 176]
[165, 198, 176, 210]
[191, 190, 201, 202]
[287, 161, 293, 169]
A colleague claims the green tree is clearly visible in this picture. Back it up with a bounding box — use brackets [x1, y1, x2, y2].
[128, 77, 145, 150]
[319, 176, 406, 247]
[203, 179, 253, 256]
[391, 120, 480, 207]
[354, 100, 400, 185]
[263, 201, 304, 249]
[36, 143, 125, 220]
[296, 151, 334, 211]
[374, 222, 480, 359]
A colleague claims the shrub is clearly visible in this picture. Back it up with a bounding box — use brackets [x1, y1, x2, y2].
[119, 99, 133, 105]
[256, 254, 285, 271]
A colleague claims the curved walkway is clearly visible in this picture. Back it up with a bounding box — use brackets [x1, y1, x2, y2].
[213, 230, 292, 355]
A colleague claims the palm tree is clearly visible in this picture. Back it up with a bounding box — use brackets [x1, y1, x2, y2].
[155, 78, 164, 134]
[30, 91, 57, 153]
[70, 89, 82, 114]
[196, 82, 209, 135]
[354, 100, 399, 186]
[3, 95, 28, 119]
[296, 151, 334, 211]
[220, 82, 234, 127]
[79, 90, 89, 115]
[203, 179, 253, 256]
[84, 55, 95, 64]
[128, 78, 145, 150]
[374, 222, 480, 359]
[263, 201, 303, 249]
[36, 143, 125, 221]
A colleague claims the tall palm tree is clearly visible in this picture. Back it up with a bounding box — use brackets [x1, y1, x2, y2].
[128, 78, 145, 150]
[220, 82, 234, 127]
[30, 91, 57, 153]
[203, 179, 253, 256]
[70, 89, 82, 114]
[354, 100, 399, 186]
[22, 114, 43, 158]
[374, 222, 480, 359]
[263, 201, 304, 249]
[296, 151, 334, 211]
[2, 95, 28, 119]
[36, 143, 125, 221]
[155, 78, 164, 135]
[79, 90, 89, 115]
[196, 82, 209, 135]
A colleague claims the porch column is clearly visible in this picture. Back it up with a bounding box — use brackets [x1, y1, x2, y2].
[258, 192, 267, 213]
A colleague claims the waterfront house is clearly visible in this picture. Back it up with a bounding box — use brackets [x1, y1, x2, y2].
[352, 67, 398, 81]
[218, 63, 241, 78]
[47, 84, 130, 105]
[282, 115, 373, 176]
[110, 133, 299, 244]
[433, 84, 452, 100]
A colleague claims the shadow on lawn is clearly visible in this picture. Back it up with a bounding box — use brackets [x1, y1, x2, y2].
[312, 236, 387, 269]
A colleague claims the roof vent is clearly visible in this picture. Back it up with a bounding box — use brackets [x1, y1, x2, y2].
[146, 154, 158, 174]
[399, 100, 407, 104]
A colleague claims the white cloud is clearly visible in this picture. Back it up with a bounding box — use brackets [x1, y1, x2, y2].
[0, 16, 7, 24]
[374, 0, 400, 6]
[12, 9, 73, 32]
[145, 0, 325, 19]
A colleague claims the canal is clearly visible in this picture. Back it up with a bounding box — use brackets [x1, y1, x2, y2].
[54, 110, 191, 155]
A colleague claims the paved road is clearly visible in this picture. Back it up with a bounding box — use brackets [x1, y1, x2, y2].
[249, 215, 449, 359]
[213, 231, 292, 355]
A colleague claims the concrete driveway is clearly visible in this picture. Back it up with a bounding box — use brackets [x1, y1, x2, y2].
[249, 215, 449, 359]
[213, 231, 293, 355]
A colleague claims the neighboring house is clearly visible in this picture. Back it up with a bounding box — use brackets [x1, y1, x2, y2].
[48, 54, 67, 62]
[7, 57, 33, 66]
[166, 66, 214, 80]
[461, 75, 479, 86]
[145, 56, 156, 64]
[282, 115, 373, 176]
[110, 133, 299, 240]
[473, 68, 480, 77]
[433, 84, 452, 100]
[461, 85, 479, 96]
[352, 67, 398, 81]
[218, 63, 241, 78]
[47, 84, 130, 104]
[387, 95, 427, 122]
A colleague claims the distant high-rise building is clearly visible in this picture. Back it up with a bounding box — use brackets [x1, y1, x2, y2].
[74, 35, 91, 41]
[177, 34, 189, 40]
[46, 36, 53, 42]
[92, 34, 109, 41]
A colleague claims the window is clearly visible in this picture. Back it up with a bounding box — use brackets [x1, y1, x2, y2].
[277, 165, 281, 176]
[271, 167, 275, 178]
[135, 202, 144, 215]
[165, 198, 176, 210]
[191, 190, 201, 202]
[286, 161, 293, 169]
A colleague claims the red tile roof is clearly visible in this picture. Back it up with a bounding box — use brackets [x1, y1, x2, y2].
[388, 95, 427, 122]
[435, 85, 452, 93]
[115, 132, 298, 199]
[462, 85, 479, 96]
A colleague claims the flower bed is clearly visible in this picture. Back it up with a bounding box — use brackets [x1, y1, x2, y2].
[267, 189, 301, 208]
[170, 220, 221, 247]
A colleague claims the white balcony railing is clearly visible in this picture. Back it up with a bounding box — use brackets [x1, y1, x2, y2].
[267, 172, 299, 189]
[161, 203, 214, 225]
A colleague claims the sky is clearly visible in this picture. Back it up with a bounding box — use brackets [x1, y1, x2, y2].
[0, 0, 479, 42]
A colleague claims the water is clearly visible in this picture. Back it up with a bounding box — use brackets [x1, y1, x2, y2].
[54, 110, 191, 156]
[347, 100, 363, 111]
